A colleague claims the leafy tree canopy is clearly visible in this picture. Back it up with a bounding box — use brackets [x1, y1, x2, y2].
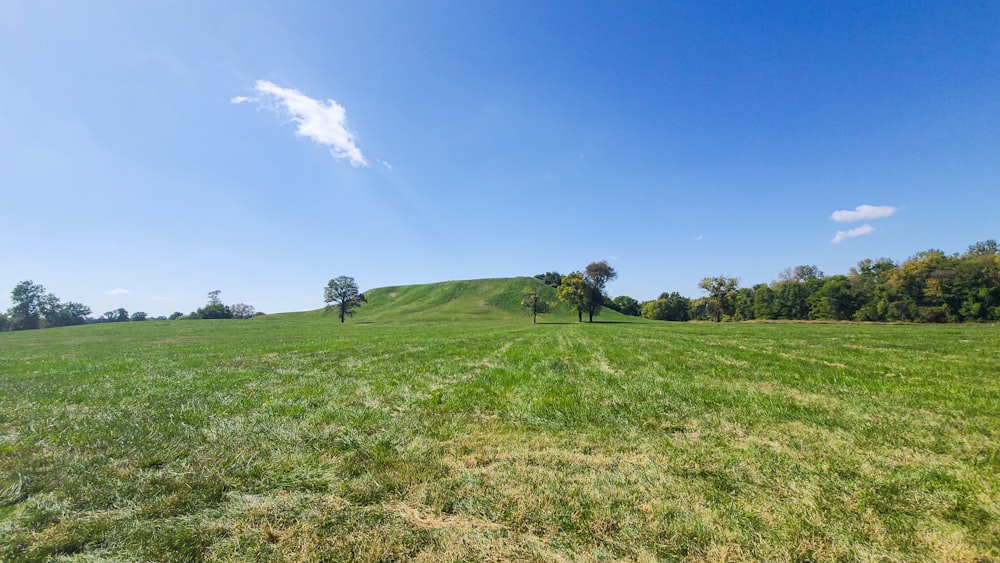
[613, 295, 641, 316]
[324, 276, 366, 323]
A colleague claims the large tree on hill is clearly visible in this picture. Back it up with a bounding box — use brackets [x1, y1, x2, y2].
[324, 276, 366, 322]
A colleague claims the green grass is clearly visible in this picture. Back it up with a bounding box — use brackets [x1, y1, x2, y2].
[1, 279, 998, 561]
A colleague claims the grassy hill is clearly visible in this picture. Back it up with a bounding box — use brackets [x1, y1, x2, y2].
[303, 276, 638, 324]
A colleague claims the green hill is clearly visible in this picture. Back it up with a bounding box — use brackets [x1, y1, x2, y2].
[343, 277, 637, 323]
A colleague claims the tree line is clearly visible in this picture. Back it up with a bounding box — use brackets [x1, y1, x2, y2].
[5, 240, 996, 331]
[2, 284, 259, 332]
[535, 240, 998, 324]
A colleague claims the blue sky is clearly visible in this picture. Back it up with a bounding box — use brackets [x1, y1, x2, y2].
[2, 1, 998, 317]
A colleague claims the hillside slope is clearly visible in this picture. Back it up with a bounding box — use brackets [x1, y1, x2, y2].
[348, 277, 636, 323]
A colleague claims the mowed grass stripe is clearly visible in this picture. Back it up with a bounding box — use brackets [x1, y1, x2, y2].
[1, 315, 998, 561]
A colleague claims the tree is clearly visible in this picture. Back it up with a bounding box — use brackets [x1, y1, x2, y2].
[773, 280, 812, 320]
[534, 272, 563, 288]
[207, 290, 223, 306]
[557, 272, 590, 322]
[641, 292, 691, 321]
[585, 261, 618, 294]
[191, 290, 233, 319]
[732, 287, 755, 321]
[612, 295, 641, 316]
[8, 280, 47, 330]
[579, 261, 618, 322]
[231, 303, 256, 319]
[809, 275, 857, 320]
[850, 258, 896, 321]
[697, 276, 739, 321]
[752, 284, 777, 320]
[521, 287, 552, 323]
[0, 313, 9, 332]
[778, 265, 824, 283]
[102, 308, 129, 322]
[45, 301, 92, 327]
[324, 276, 366, 323]
[956, 240, 1000, 321]
[7, 280, 93, 329]
[169, 311, 184, 320]
[130, 311, 148, 321]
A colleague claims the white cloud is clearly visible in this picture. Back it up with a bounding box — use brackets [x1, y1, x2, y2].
[234, 80, 368, 167]
[379, 159, 392, 171]
[832, 224, 875, 243]
[695, 235, 704, 241]
[105, 288, 129, 295]
[830, 204, 896, 223]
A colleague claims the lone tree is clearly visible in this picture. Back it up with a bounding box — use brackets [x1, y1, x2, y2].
[521, 287, 552, 323]
[577, 260, 618, 322]
[324, 276, 366, 322]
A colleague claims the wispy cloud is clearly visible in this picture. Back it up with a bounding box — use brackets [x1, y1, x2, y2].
[105, 288, 129, 295]
[695, 234, 704, 241]
[151, 296, 171, 301]
[832, 224, 875, 243]
[830, 204, 896, 223]
[233, 80, 368, 167]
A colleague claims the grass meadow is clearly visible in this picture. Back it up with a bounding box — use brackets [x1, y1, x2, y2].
[1, 283, 998, 561]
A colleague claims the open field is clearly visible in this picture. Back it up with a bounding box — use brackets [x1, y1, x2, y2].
[1, 281, 998, 561]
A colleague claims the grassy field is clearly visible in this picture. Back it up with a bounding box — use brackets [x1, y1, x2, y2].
[1, 279, 998, 561]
